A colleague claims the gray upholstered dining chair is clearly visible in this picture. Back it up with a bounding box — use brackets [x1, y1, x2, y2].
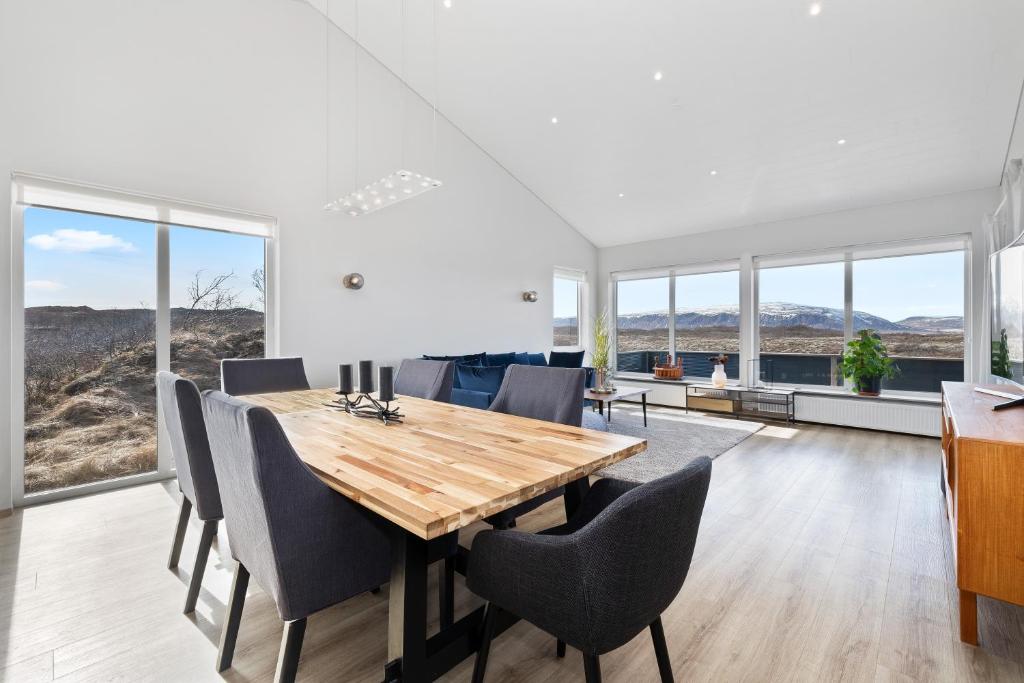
[202, 391, 391, 683]
[220, 357, 310, 396]
[157, 371, 222, 614]
[485, 365, 587, 529]
[394, 358, 455, 402]
[467, 457, 713, 683]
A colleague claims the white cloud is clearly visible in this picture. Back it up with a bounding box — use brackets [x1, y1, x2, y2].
[27, 229, 136, 253]
[26, 279, 67, 291]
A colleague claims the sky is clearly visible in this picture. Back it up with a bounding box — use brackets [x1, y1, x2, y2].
[24, 207, 265, 310]
[553, 277, 579, 318]
[616, 252, 964, 322]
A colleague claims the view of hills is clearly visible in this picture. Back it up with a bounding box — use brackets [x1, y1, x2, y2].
[24, 305, 264, 494]
[556, 302, 963, 333]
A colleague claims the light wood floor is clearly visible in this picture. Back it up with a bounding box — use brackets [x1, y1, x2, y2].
[2, 412, 1023, 682]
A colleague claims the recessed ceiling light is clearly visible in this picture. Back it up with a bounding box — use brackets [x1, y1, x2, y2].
[809, 2, 822, 16]
[653, 71, 663, 81]
[837, 138, 847, 145]
[709, 170, 718, 176]
[618, 193, 625, 198]
[443, 0, 452, 8]
[551, 116, 559, 124]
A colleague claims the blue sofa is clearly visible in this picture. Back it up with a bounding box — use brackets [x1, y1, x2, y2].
[422, 351, 593, 409]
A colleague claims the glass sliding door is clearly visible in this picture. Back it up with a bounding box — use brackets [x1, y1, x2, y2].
[169, 226, 267, 391]
[22, 207, 158, 494]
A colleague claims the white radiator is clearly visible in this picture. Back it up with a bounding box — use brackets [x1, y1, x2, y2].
[795, 394, 940, 437]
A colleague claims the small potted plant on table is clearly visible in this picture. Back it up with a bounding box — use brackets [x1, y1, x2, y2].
[841, 329, 899, 396]
[591, 311, 612, 392]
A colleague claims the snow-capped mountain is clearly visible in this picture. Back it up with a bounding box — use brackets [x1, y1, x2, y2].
[557, 303, 963, 333]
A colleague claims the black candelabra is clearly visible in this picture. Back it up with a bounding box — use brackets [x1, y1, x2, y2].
[335, 361, 403, 425]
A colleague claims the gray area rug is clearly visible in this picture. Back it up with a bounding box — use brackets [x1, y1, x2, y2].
[597, 405, 763, 483]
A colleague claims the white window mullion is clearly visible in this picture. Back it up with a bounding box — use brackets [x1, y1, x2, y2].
[155, 221, 171, 475]
[667, 274, 676, 362]
[741, 254, 756, 387]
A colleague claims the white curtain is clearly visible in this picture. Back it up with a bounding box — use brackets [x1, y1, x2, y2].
[982, 158, 1024, 381]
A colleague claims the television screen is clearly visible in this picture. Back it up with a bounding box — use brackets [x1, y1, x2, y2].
[991, 243, 1024, 387]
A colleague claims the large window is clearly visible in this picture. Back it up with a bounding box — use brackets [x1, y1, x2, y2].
[23, 208, 158, 494]
[553, 271, 583, 348]
[610, 239, 967, 394]
[13, 174, 275, 504]
[755, 242, 966, 392]
[852, 251, 964, 392]
[675, 270, 740, 379]
[614, 276, 671, 373]
[758, 261, 846, 386]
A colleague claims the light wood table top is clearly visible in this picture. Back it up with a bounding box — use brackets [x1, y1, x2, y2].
[584, 385, 652, 402]
[242, 388, 647, 540]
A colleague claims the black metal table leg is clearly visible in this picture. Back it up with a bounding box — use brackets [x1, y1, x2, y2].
[642, 393, 648, 427]
[607, 401, 612, 423]
[563, 476, 591, 520]
[597, 400, 604, 416]
[385, 528, 429, 683]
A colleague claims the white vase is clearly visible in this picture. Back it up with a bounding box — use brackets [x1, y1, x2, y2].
[711, 364, 727, 388]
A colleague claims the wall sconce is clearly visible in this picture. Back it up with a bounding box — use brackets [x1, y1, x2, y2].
[522, 290, 538, 302]
[343, 273, 365, 290]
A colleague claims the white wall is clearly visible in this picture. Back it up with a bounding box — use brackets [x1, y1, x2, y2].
[599, 188, 998, 411]
[0, 0, 596, 510]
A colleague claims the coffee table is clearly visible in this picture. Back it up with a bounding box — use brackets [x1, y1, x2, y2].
[584, 385, 652, 426]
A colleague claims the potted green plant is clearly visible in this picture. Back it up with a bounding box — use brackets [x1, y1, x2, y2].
[841, 329, 899, 396]
[591, 310, 612, 392]
[992, 328, 1013, 379]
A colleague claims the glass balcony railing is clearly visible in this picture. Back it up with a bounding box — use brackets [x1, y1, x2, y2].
[616, 350, 963, 393]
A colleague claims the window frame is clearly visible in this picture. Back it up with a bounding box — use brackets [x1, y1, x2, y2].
[753, 236, 971, 394]
[10, 173, 278, 507]
[611, 260, 739, 380]
[552, 267, 586, 351]
[610, 235, 972, 396]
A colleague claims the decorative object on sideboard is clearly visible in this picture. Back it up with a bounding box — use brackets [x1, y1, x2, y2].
[334, 361, 403, 424]
[591, 310, 614, 392]
[709, 354, 729, 388]
[840, 329, 899, 396]
[342, 273, 364, 290]
[521, 290, 538, 302]
[653, 354, 683, 380]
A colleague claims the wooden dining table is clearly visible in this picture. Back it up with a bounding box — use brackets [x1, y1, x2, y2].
[243, 388, 647, 683]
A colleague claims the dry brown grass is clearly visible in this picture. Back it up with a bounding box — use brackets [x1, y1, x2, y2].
[24, 322, 263, 494]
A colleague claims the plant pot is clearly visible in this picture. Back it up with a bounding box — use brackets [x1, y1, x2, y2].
[855, 375, 881, 396]
[594, 367, 608, 392]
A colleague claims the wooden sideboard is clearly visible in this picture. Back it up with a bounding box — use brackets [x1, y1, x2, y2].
[940, 381, 1024, 645]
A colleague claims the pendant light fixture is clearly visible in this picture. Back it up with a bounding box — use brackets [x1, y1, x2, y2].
[324, 0, 444, 216]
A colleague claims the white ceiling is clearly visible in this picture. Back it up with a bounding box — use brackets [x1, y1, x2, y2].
[315, 0, 1024, 247]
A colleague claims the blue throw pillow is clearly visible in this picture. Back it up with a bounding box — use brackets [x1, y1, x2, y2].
[527, 353, 548, 366]
[549, 350, 585, 368]
[513, 352, 531, 365]
[455, 364, 505, 396]
[484, 352, 517, 369]
[423, 353, 484, 366]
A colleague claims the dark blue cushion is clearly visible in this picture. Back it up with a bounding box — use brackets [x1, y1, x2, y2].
[513, 352, 531, 365]
[549, 350, 585, 368]
[484, 352, 517, 369]
[527, 353, 548, 366]
[423, 353, 485, 365]
[451, 388, 493, 410]
[455, 365, 505, 396]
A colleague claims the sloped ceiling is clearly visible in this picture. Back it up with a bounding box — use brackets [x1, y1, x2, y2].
[310, 0, 1024, 247]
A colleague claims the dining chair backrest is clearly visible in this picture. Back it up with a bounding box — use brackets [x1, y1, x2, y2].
[488, 365, 586, 427]
[576, 457, 712, 652]
[220, 357, 310, 396]
[201, 390, 390, 621]
[394, 359, 455, 402]
[157, 371, 221, 520]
